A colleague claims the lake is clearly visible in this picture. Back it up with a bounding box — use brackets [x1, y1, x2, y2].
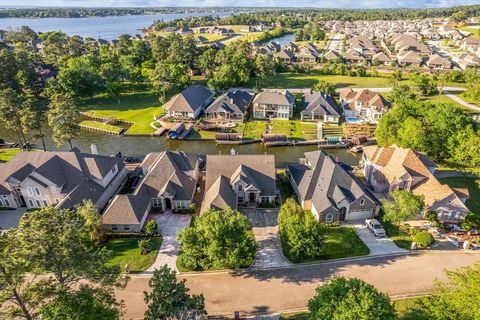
[0, 12, 233, 40]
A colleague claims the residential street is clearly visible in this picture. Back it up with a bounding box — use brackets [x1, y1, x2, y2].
[118, 250, 480, 319]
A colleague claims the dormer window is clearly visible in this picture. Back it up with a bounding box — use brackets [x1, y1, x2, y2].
[111, 166, 117, 174]
[360, 199, 365, 205]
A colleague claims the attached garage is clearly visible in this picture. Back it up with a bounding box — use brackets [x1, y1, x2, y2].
[347, 209, 374, 221]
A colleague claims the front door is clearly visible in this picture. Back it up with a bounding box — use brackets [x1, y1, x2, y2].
[249, 192, 256, 202]
[165, 198, 172, 209]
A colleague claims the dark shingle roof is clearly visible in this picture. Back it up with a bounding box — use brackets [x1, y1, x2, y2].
[163, 85, 214, 113]
[204, 90, 254, 115]
[301, 92, 341, 117]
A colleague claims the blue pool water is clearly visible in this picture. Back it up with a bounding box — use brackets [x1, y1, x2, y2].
[345, 117, 364, 124]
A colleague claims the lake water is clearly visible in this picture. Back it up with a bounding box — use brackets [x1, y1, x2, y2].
[270, 33, 295, 45]
[0, 126, 360, 167]
[0, 12, 232, 40]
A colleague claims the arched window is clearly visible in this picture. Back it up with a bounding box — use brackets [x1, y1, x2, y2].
[325, 213, 334, 223]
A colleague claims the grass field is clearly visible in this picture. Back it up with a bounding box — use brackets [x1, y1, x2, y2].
[439, 177, 480, 214]
[235, 119, 318, 141]
[0, 148, 23, 162]
[81, 91, 164, 135]
[105, 237, 162, 273]
[79, 120, 124, 134]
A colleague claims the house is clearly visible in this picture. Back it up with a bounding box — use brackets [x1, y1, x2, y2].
[275, 49, 295, 64]
[397, 50, 423, 67]
[0, 149, 127, 211]
[372, 52, 392, 65]
[340, 89, 390, 123]
[391, 34, 430, 55]
[322, 50, 343, 62]
[252, 90, 296, 120]
[102, 151, 199, 233]
[295, 46, 318, 63]
[163, 85, 215, 119]
[284, 42, 299, 52]
[454, 53, 480, 70]
[345, 48, 367, 64]
[201, 154, 277, 212]
[288, 150, 381, 223]
[300, 92, 342, 122]
[176, 27, 194, 35]
[204, 90, 254, 121]
[195, 36, 209, 44]
[362, 145, 470, 223]
[425, 54, 451, 69]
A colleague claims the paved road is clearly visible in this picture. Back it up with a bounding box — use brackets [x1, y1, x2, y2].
[328, 33, 343, 51]
[118, 250, 480, 319]
[353, 224, 406, 255]
[443, 90, 480, 113]
[141, 212, 191, 274]
[241, 209, 292, 270]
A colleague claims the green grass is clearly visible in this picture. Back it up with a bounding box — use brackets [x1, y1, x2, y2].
[424, 94, 478, 113]
[439, 177, 480, 215]
[105, 237, 162, 273]
[81, 90, 164, 135]
[235, 120, 318, 141]
[280, 297, 428, 320]
[378, 216, 413, 250]
[188, 128, 217, 139]
[321, 226, 370, 260]
[0, 148, 23, 162]
[79, 120, 124, 134]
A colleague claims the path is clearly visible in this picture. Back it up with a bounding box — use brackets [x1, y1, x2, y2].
[328, 33, 343, 51]
[141, 212, 191, 274]
[443, 90, 480, 113]
[117, 250, 480, 319]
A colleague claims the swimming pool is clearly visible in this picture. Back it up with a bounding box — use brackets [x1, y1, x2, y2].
[345, 117, 364, 124]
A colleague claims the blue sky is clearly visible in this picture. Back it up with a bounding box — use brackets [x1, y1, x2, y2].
[3, 0, 480, 8]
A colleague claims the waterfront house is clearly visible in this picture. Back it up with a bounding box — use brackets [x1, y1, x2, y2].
[201, 154, 277, 212]
[102, 151, 199, 233]
[204, 90, 254, 122]
[288, 150, 381, 223]
[300, 92, 342, 122]
[362, 145, 470, 223]
[163, 85, 215, 120]
[0, 149, 126, 211]
[252, 90, 296, 120]
[340, 89, 390, 123]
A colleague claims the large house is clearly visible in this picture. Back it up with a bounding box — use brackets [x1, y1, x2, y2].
[300, 92, 342, 122]
[102, 151, 199, 233]
[163, 85, 215, 120]
[0, 149, 126, 211]
[340, 89, 390, 123]
[362, 145, 470, 223]
[204, 90, 254, 122]
[288, 151, 381, 223]
[201, 154, 277, 212]
[252, 90, 295, 120]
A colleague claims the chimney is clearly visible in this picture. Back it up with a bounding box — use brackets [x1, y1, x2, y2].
[90, 144, 98, 155]
[230, 148, 236, 156]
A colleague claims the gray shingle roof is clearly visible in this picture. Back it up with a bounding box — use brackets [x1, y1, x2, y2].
[163, 85, 214, 113]
[204, 90, 254, 115]
[301, 92, 341, 117]
[201, 175, 237, 212]
[253, 90, 295, 106]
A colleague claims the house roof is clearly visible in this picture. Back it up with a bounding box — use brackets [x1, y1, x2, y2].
[301, 92, 341, 117]
[323, 50, 343, 61]
[253, 90, 295, 106]
[163, 85, 213, 113]
[201, 175, 237, 212]
[102, 151, 198, 225]
[425, 54, 451, 67]
[204, 90, 254, 115]
[288, 150, 379, 214]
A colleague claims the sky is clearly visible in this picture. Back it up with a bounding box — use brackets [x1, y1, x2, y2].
[3, 0, 480, 9]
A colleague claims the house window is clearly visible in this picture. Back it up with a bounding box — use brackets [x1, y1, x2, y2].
[111, 225, 118, 231]
[325, 213, 334, 223]
[0, 199, 3, 207]
[261, 196, 269, 203]
[34, 188, 41, 196]
[152, 198, 162, 208]
[50, 186, 57, 193]
[35, 200, 41, 208]
[238, 185, 243, 192]
[4, 199, 10, 207]
[123, 225, 130, 231]
[27, 187, 34, 196]
[28, 200, 34, 207]
[42, 200, 49, 207]
[360, 199, 365, 205]
[177, 201, 187, 209]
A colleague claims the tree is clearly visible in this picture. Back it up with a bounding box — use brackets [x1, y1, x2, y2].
[462, 213, 480, 230]
[382, 189, 424, 224]
[312, 80, 336, 97]
[421, 262, 480, 320]
[409, 73, 438, 97]
[144, 220, 159, 236]
[19, 97, 48, 151]
[414, 231, 435, 247]
[253, 53, 275, 89]
[448, 126, 480, 172]
[0, 88, 28, 148]
[308, 277, 396, 320]
[144, 266, 205, 320]
[47, 93, 80, 149]
[76, 200, 105, 244]
[138, 239, 152, 255]
[177, 208, 256, 271]
[278, 198, 324, 262]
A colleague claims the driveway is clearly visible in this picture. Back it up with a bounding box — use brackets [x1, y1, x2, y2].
[352, 223, 406, 255]
[142, 212, 191, 274]
[0, 208, 27, 231]
[241, 209, 292, 270]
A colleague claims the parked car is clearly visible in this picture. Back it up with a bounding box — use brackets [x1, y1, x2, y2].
[366, 219, 386, 237]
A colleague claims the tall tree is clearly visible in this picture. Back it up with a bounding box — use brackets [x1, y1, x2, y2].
[0, 88, 28, 148]
[47, 93, 80, 149]
[254, 53, 276, 89]
[312, 80, 336, 96]
[144, 266, 205, 320]
[382, 189, 425, 225]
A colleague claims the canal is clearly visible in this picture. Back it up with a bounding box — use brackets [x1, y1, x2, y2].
[0, 126, 361, 167]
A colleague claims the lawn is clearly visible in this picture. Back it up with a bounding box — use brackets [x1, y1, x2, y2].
[79, 120, 124, 134]
[280, 296, 428, 320]
[235, 119, 318, 141]
[0, 148, 23, 162]
[81, 90, 164, 135]
[439, 177, 480, 215]
[424, 94, 478, 113]
[378, 216, 413, 250]
[194, 33, 228, 42]
[105, 236, 162, 273]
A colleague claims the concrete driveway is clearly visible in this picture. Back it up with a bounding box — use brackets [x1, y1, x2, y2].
[353, 223, 406, 256]
[0, 208, 27, 231]
[142, 212, 191, 274]
[241, 209, 292, 270]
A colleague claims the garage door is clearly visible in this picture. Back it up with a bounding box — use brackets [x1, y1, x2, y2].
[347, 210, 373, 221]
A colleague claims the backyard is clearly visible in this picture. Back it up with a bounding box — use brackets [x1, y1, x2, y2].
[0, 148, 23, 162]
[105, 236, 162, 273]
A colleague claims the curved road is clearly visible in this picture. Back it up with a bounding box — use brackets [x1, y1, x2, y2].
[116, 250, 480, 319]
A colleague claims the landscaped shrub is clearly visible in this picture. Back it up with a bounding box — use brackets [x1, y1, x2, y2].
[138, 238, 152, 255]
[424, 210, 439, 223]
[462, 213, 480, 231]
[144, 220, 158, 236]
[414, 231, 435, 248]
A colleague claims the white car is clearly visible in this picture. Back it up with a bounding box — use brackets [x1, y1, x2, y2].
[365, 219, 386, 237]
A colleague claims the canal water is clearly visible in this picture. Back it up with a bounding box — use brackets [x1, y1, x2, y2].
[0, 126, 361, 167]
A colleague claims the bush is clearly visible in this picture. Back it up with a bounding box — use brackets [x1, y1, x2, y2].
[424, 210, 439, 223]
[138, 238, 152, 255]
[144, 220, 158, 236]
[414, 231, 435, 248]
[462, 213, 480, 231]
